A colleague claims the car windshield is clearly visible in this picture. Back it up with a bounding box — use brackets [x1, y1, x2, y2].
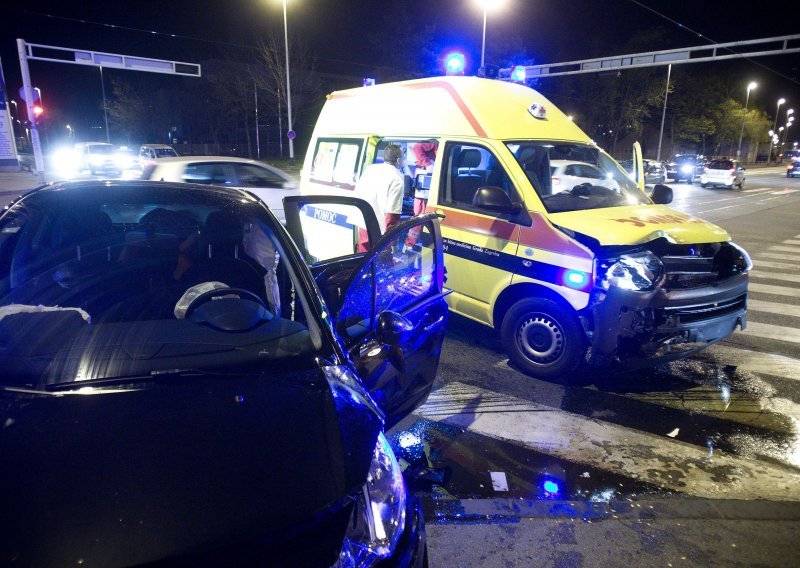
[0, 183, 326, 389]
[675, 155, 696, 163]
[155, 148, 177, 158]
[506, 141, 649, 213]
[88, 145, 115, 155]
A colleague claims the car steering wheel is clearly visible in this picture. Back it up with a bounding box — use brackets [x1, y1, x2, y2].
[184, 287, 267, 320]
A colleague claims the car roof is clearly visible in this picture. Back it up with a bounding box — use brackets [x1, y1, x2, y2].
[18, 179, 263, 202]
[140, 144, 175, 149]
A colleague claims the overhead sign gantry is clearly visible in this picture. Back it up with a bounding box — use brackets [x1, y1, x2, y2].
[17, 39, 202, 183]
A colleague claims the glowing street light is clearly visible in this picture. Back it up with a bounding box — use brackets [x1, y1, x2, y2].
[475, 0, 507, 70]
[736, 81, 757, 160]
[769, 97, 786, 162]
[271, 0, 295, 159]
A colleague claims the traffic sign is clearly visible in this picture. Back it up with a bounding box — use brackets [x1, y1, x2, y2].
[18, 87, 40, 103]
[287, 130, 296, 140]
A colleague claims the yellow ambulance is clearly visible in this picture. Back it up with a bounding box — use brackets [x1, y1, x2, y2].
[297, 76, 750, 379]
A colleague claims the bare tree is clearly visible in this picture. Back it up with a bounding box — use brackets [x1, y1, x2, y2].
[253, 32, 321, 156]
[106, 77, 147, 144]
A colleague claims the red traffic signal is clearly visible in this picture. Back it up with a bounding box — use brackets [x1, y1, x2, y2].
[33, 105, 43, 117]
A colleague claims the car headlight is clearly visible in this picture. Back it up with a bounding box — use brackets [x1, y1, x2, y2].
[337, 433, 407, 567]
[680, 164, 693, 173]
[596, 250, 663, 291]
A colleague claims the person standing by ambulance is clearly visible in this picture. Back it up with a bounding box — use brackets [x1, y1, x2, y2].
[411, 141, 438, 214]
[354, 144, 405, 252]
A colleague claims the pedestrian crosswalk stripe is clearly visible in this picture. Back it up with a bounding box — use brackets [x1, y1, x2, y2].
[747, 298, 800, 318]
[701, 344, 800, 383]
[760, 251, 800, 262]
[750, 271, 800, 284]
[748, 282, 800, 298]
[415, 382, 800, 501]
[753, 259, 800, 272]
[742, 188, 773, 192]
[768, 245, 800, 254]
[770, 189, 800, 195]
[785, 240, 800, 246]
[738, 321, 800, 345]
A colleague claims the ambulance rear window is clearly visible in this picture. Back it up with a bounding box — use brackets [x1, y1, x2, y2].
[310, 138, 363, 189]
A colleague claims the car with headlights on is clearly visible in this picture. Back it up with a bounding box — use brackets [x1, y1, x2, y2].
[666, 154, 705, 183]
[143, 156, 299, 223]
[787, 159, 800, 178]
[700, 159, 746, 189]
[74, 142, 121, 176]
[620, 159, 667, 185]
[0, 180, 448, 566]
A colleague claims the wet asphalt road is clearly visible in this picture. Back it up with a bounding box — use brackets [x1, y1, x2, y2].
[388, 167, 800, 567]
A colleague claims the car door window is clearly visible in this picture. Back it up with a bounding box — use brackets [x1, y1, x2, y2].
[336, 218, 441, 340]
[182, 162, 233, 185]
[439, 142, 517, 213]
[311, 138, 364, 189]
[233, 164, 286, 188]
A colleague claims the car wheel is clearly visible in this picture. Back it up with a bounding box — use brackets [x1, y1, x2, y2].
[701, 183, 707, 188]
[501, 297, 586, 379]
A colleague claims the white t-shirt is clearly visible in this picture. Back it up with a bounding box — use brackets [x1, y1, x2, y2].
[354, 162, 405, 233]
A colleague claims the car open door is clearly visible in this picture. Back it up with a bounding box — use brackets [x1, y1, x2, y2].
[632, 141, 645, 191]
[283, 196, 449, 427]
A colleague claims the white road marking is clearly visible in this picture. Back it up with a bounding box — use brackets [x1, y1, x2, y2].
[738, 321, 800, 345]
[785, 240, 800, 246]
[748, 282, 800, 298]
[416, 382, 800, 501]
[700, 344, 800, 382]
[759, 252, 800, 262]
[742, 188, 773, 193]
[752, 259, 800, 272]
[747, 298, 800, 318]
[769, 245, 800, 254]
[750, 271, 800, 284]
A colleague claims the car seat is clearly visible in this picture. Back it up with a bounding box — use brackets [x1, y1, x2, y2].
[452, 149, 485, 204]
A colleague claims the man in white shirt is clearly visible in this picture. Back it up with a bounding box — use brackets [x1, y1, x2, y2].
[354, 144, 405, 252]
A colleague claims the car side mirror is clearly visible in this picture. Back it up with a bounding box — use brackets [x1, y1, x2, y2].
[376, 310, 414, 345]
[472, 186, 522, 214]
[651, 184, 673, 204]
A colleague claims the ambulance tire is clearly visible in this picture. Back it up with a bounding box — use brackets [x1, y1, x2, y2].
[501, 298, 586, 379]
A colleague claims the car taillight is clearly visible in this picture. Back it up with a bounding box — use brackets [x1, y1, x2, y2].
[552, 177, 561, 186]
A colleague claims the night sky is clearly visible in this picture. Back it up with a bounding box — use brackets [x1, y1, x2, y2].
[2, 0, 798, 137]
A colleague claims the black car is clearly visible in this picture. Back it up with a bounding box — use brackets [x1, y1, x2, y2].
[666, 154, 705, 183]
[0, 181, 449, 566]
[619, 158, 667, 185]
[787, 160, 800, 178]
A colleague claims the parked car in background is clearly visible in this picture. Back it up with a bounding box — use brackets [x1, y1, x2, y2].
[138, 144, 178, 169]
[74, 142, 120, 175]
[786, 160, 800, 178]
[143, 156, 299, 222]
[0, 180, 447, 566]
[620, 158, 667, 185]
[550, 159, 619, 192]
[700, 159, 746, 189]
[666, 154, 705, 183]
[113, 146, 141, 173]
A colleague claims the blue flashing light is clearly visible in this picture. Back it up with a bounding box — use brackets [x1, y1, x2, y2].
[445, 52, 466, 75]
[543, 480, 560, 494]
[511, 65, 526, 82]
[565, 270, 588, 288]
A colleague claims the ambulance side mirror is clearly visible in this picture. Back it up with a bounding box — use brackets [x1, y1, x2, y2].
[473, 186, 522, 214]
[651, 184, 673, 205]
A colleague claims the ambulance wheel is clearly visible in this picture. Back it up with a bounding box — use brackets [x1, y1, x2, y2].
[501, 298, 586, 379]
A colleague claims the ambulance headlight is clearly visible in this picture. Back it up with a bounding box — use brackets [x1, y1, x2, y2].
[596, 251, 662, 291]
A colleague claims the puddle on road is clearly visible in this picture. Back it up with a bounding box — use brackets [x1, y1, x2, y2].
[389, 418, 662, 523]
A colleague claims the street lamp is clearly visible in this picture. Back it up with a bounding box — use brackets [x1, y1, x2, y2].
[475, 0, 506, 70]
[768, 97, 785, 163]
[9, 99, 17, 117]
[736, 81, 757, 160]
[281, 0, 294, 159]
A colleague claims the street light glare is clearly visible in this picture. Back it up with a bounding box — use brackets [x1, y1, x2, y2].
[475, 0, 507, 10]
[779, 98, 786, 105]
[747, 81, 758, 91]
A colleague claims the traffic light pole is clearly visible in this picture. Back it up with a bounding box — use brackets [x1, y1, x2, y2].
[17, 39, 45, 184]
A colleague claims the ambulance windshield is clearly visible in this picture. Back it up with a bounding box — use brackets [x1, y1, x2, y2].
[506, 142, 649, 213]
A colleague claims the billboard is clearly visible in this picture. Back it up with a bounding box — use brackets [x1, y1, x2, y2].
[0, 57, 20, 170]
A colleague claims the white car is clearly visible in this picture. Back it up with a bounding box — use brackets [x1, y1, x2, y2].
[549, 160, 619, 193]
[143, 156, 299, 222]
[139, 144, 179, 170]
[699, 159, 745, 190]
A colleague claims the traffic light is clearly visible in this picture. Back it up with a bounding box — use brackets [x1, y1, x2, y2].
[33, 105, 43, 117]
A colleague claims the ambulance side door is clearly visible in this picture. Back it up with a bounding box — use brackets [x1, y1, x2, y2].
[429, 141, 531, 324]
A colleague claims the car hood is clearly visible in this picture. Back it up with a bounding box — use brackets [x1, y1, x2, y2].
[0, 369, 382, 566]
[549, 205, 730, 246]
